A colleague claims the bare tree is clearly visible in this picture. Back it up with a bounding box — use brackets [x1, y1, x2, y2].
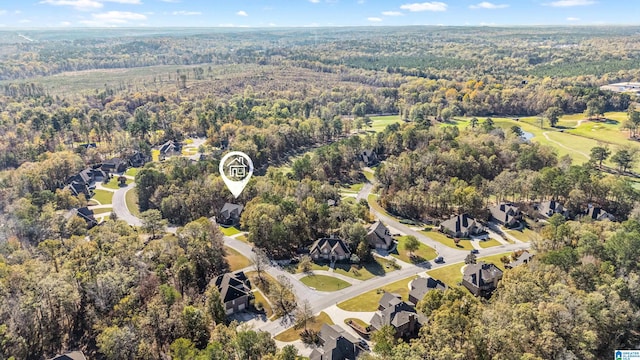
[271, 275, 298, 319]
[294, 299, 313, 330]
[252, 247, 270, 286]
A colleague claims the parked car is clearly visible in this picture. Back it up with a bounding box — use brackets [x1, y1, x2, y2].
[470, 249, 479, 254]
[434, 256, 444, 263]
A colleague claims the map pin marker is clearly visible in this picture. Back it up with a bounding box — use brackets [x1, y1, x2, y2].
[219, 151, 254, 198]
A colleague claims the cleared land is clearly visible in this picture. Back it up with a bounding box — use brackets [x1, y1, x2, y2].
[300, 274, 351, 292]
[392, 235, 437, 263]
[421, 229, 475, 251]
[225, 246, 252, 271]
[92, 189, 114, 205]
[367, 115, 402, 133]
[293, 257, 397, 281]
[220, 226, 241, 236]
[337, 276, 417, 312]
[102, 177, 133, 190]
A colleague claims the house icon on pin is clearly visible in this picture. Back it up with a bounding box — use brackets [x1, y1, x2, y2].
[616, 351, 622, 360]
[227, 156, 248, 178]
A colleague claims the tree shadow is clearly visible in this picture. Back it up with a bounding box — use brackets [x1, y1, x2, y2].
[362, 261, 385, 276]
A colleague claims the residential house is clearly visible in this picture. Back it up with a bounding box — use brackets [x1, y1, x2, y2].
[310, 324, 363, 360]
[65, 168, 96, 198]
[360, 149, 379, 166]
[213, 271, 251, 315]
[408, 277, 446, 305]
[440, 214, 482, 238]
[101, 157, 128, 174]
[488, 203, 522, 227]
[309, 237, 351, 262]
[370, 292, 422, 338]
[90, 167, 109, 182]
[462, 262, 503, 298]
[505, 250, 534, 269]
[128, 151, 149, 167]
[159, 140, 182, 157]
[585, 206, 615, 221]
[538, 200, 568, 219]
[77, 143, 96, 150]
[76, 207, 98, 228]
[219, 203, 244, 227]
[366, 220, 394, 250]
[48, 351, 87, 360]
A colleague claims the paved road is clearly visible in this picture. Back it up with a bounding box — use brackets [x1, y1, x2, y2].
[112, 183, 141, 226]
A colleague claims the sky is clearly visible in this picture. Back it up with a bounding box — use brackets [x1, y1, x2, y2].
[0, 0, 638, 28]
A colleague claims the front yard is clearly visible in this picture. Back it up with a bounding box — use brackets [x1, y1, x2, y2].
[391, 236, 437, 263]
[420, 229, 475, 251]
[337, 276, 417, 312]
[225, 246, 252, 271]
[274, 312, 334, 342]
[92, 189, 114, 205]
[478, 238, 502, 248]
[292, 257, 398, 281]
[300, 274, 351, 292]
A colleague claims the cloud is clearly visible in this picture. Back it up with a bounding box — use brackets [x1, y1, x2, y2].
[60, 21, 72, 26]
[367, 17, 382, 22]
[15, 10, 21, 14]
[40, 0, 103, 11]
[0, 10, 6, 15]
[236, 10, 248, 16]
[382, 11, 403, 16]
[172, 10, 200, 15]
[218, 23, 249, 28]
[357, 0, 365, 3]
[19, 19, 31, 23]
[80, 10, 146, 25]
[470, 2, 509, 9]
[104, 0, 142, 3]
[566, 16, 580, 21]
[159, 0, 180, 2]
[400, 2, 447, 12]
[545, 0, 595, 7]
[309, 0, 321, 3]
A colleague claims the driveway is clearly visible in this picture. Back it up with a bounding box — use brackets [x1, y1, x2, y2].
[111, 183, 141, 226]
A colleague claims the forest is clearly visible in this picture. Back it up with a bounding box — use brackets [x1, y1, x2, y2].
[1, 26, 640, 359]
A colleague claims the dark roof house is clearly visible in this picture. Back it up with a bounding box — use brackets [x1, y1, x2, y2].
[219, 203, 244, 227]
[213, 271, 251, 315]
[128, 151, 150, 167]
[77, 143, 96, 150]
[370, 292, 422, 338]
[538, 200, 568, 219]
[309, 324, 363, 360]
[76, 207, 98, 228]
[366, 221, 394, 250]
[440, 214, 482, 238]
[585, 206, 615, 221]
[309, 237, 351, 262]
[488, 203, 522, 227]
[101, 157, 128, 174]
[159, 140, 182, 156]
[462, 262, 503, 298]
[360, 149, 379, 166]
[48, 351, 87, 360]
[408, 277, 447, 305]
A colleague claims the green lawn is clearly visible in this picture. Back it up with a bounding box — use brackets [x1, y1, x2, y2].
[421, 230, 475, 251]
[125, 167, 140, 177]
[338, 276, 417, 312]
[252, 290, 273, 319]
[341, 183, 364, 193]
[392, 236, 437, 263]
[298, 257, 397, 281]
[478, 252, 512, 271]
[368, 115, 402, 133]
[92, 189, 114, 205]
[125, 188, 141, 217]
[345, 318, 369, 329]
[504, 227, 537, 243]
[235, 235, 249, 243]
[91, 208, 114, 215]
[225, 246, 252, 271]
[274, 312, 334, 342]
[478, 238, 502, 249]
[363, 169, 375, 182]
[151, 149, 160, 162]
[220, 226, 241, 236]
[102, 176, 133, 190]
[182, 148, 198, 155]
[300, 274, 351, 292]
[427, 263, 465, 288]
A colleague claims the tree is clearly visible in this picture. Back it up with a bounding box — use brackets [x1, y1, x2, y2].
[465, 253, 477, 264]
[545, 106, 563, 127]
[294, 300, 313, 330]
[140, 209, 166, 239]
[356, 240, 372, 264]
[611, 149, 634, 173]
[482, 117, 494, 132]
[510, 125, 524, 137]
[277, 345, 298, 360]
[97, 325, 139, 360]
[181, 305, 208, 349]
[298, 255, 312, 274]
[252, 247, 270, 286]
[469, 117, 479, 129]
[404, 236, 420, 259]
[270, 275, 297, 318]
[590, 146, 611, 167]
[206, 286, 226, 325]
[371, 324, 397, 357]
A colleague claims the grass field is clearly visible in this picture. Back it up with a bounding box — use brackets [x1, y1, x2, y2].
[125, 167, 140, 177]
[392, 236, 437, 263]
[294, 257, 397, 281]
[236, 235, 249, 243]
[252, 290, 273, 319]
[125, 188, 141, 217]
[427, 263, 465, 287]
[91, 208, 114, 215]
[341, 183, 364, 193]
[478, 252, 511, 271]
[102, 177, 133, 190]
[92, 189, 113, 205]
[504, 227, 537, 242]
[368, 115, 402, 133]
[274, 312, 334, 342]
[220, 226, 241, 236]
[225, 246, 252, 271]
[246, 270, 282, 320]
[478, 238, 502, 248]
[421, 229, 475, 251]
[151, 149, 160, 162]
[338, 276, 417, 312]
[363, 169, 375, 182]
[300, 274, 351, 292]
[345, 318, 369, 329]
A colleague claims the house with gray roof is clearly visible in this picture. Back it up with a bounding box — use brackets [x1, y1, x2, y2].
[538, 200, 568, 219]
[309, 324, 363, 360]
[462, 262, 503, 298]
[440, 214, 482, 238]
[219, 203, 244, 227]
[213, 271, 251, 315]
[585, 206, 615, 221]
[366, 220, 394, 250]
[505, 250, 534, 269]
[370, 292, 422, 339]
[408, 277, 447, 305]
[309, 237, 351, 262]
[48, 351, 87, 360]
[159, 140, 182, 157]
[360, 149, 379, 166]
[488, 203, 522, 227]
